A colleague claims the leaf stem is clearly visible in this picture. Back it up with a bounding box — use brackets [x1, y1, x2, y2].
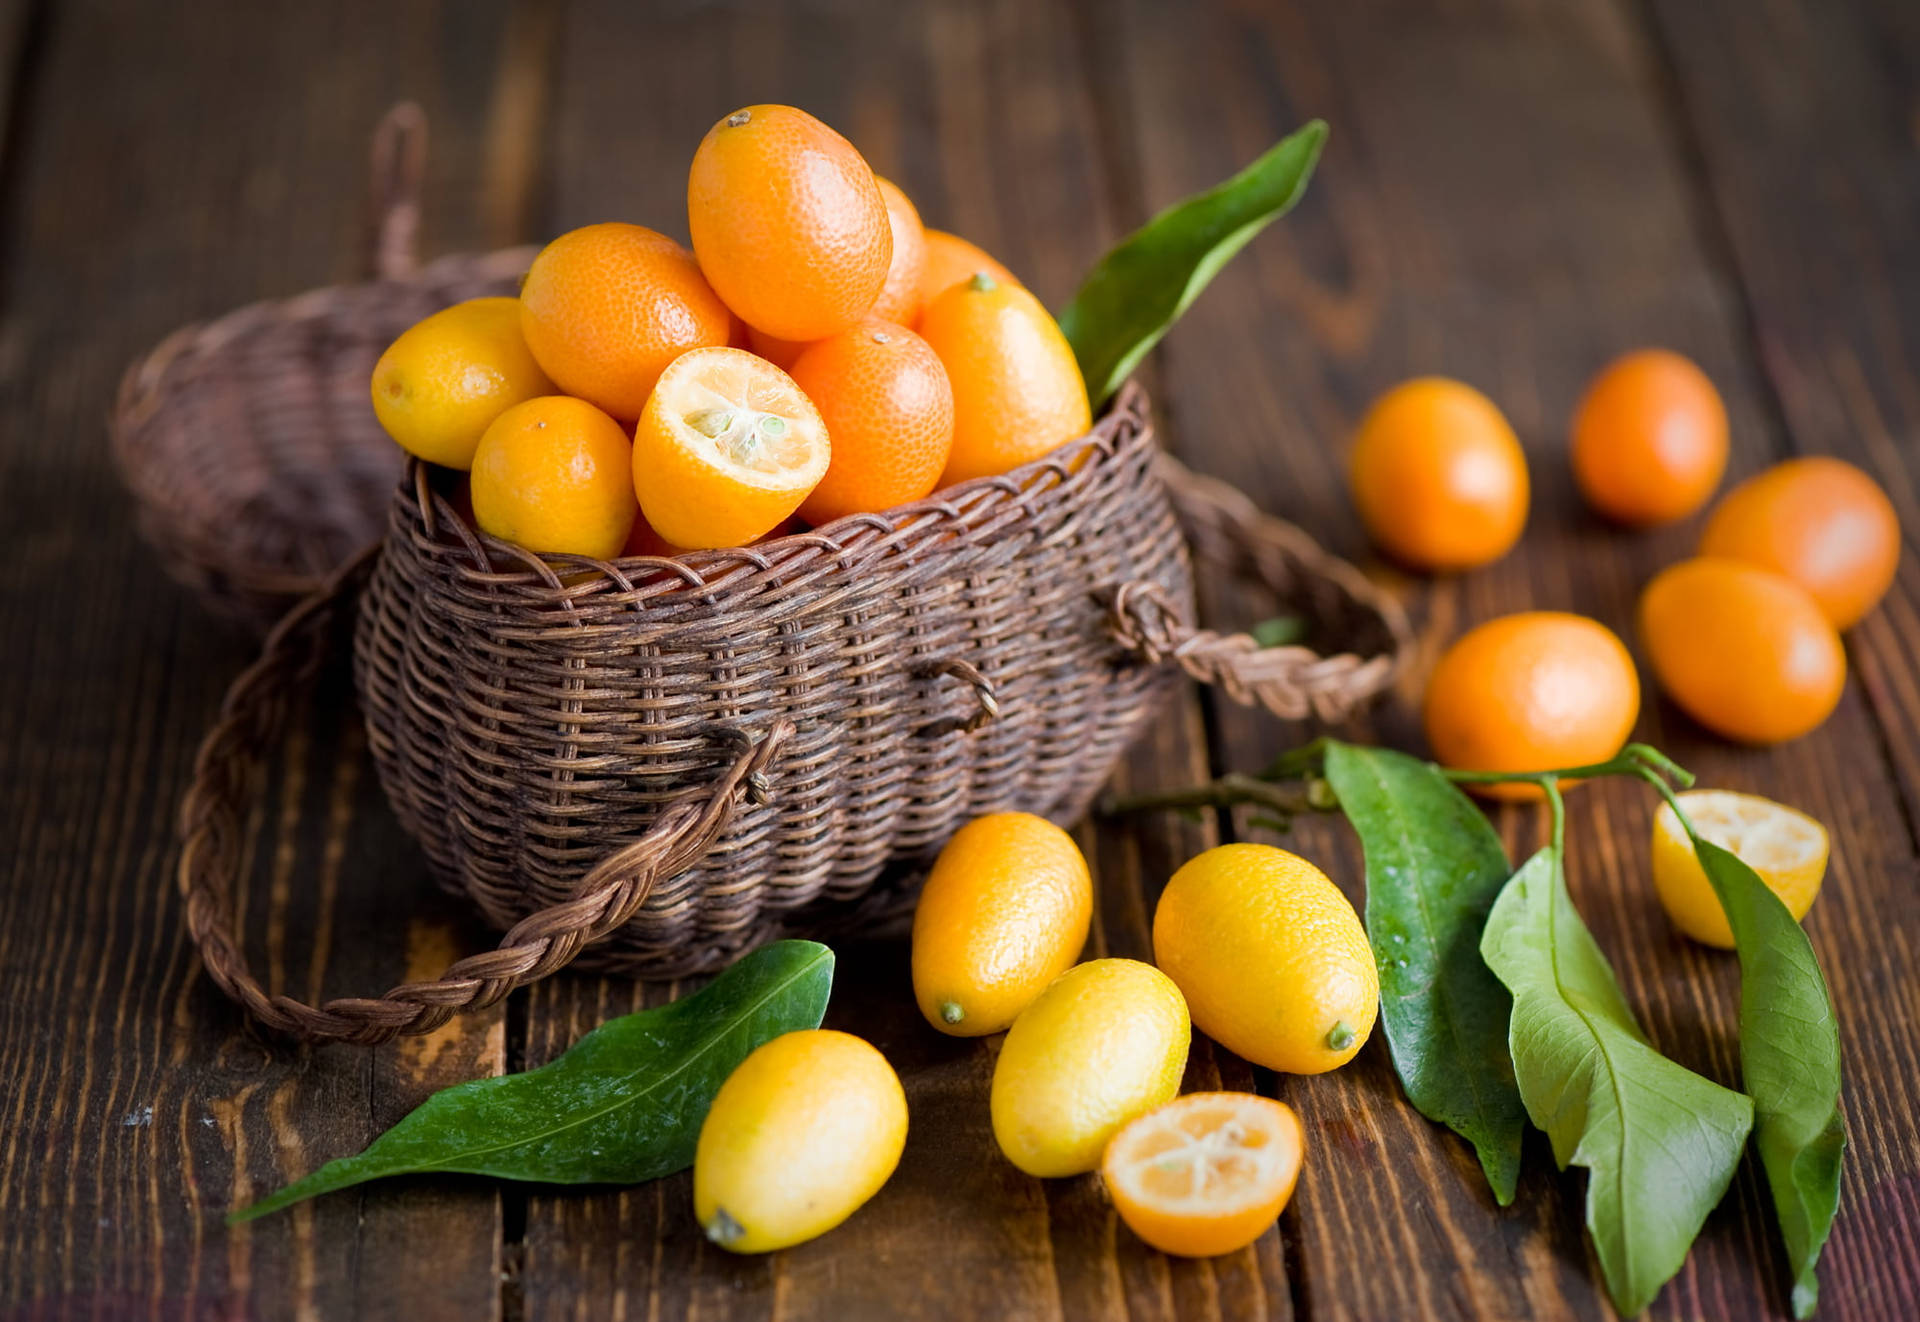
[1098, 773, 1322, 820]
[1108, 742, 1693, 824]
[1439, 744, 1693, 791]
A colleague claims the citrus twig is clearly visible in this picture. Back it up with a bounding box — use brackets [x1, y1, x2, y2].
[1098, 773, 1326, 821]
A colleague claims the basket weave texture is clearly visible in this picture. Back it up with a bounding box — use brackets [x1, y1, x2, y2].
[357, 385, 1191, 978]
[113, 248, 532, 629]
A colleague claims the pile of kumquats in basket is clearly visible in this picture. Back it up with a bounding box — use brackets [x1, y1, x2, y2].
[239, 105, 1891, 1320]
[372, 102, 1092, 555]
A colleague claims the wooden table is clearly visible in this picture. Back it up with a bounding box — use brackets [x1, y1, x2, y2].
[2, 0, 1915, 1317]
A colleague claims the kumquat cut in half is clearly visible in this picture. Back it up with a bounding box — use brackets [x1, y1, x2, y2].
[1651, 788, 1830, 948]
[1101, 1092, 1305, 1258]
[632, 346, 831, 550]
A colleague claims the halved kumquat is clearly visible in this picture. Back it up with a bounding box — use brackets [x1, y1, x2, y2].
[632, 347, 830, 550]
[1102, 1092, 1305, 1258]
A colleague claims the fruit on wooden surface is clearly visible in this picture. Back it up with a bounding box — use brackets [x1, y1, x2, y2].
[631, 346, 830, 550]
[917, 274, 1090, 486]
[693, 1029, 907, 1254]
[1423, 611, 1641, 801]
[990, 959, 1189, 1178]
[1570, 348, 1728, 526]
[1699, 455, 1900, 629]
[1152, 844, 1376, 1074]
[1652, 789, 1829, 948]
[518, 223, 732, 420]
[688, 104, 891, 342]
[1102, 1092, 1305, 1258]
[918, 229, 1019, 313]
[1348, 377, 1529, 571]
[910, 811, 1091, 1037]
[370, 297, 554, 469]
[1638, 557, 1845, 744]
[469, 395, 637, 559]
[791, 320, 954, 525]
[872, 177, 929, 326]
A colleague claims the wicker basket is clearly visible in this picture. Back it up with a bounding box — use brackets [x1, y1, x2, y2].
[144, 110, 1413, 1045]
[110, 106, 523, 630]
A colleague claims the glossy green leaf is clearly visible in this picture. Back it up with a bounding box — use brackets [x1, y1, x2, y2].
[1690, 836, 1846, 1318]
[1321, 742, 1525, 1204]
[1481, 848, 1753, 1317]
[230, 940, 835, 1222]
[1058, 121, 1327, 408]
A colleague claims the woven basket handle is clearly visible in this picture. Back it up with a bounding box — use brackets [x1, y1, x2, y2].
[177, 550, 792, 1045]
[1110, 453, 1414, 722]
[368, 102, 428, 281]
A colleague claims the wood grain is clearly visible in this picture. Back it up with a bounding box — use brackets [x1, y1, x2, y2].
[0, 0, 1916, 1319]
[1638, 3, 1920, 1314]
[508, 1, 1289, 1317]
[0, 1, 534, 1316]
[1101, 0, 1920, 1318]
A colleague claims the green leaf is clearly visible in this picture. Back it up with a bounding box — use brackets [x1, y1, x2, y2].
[1321, 743, 1525, 1204]
[1481, 848, 1753, 1317]
[229, 940, 835, 1222]
[1058, 121, 1327, 408]
[1689, 836, 1845, 1318]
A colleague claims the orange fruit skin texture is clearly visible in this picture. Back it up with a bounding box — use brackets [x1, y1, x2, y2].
[692, 1029, 907, 1254]
[1639, 557, 1846, 744]
[746, 325, 809, 371]
[469, 396, 638, 560]
[1699, 456, 1900, 629]
[631, 346, 830, 550]
[519, 223, 732, 421]
[917, 276, 1091, 487]
[1423, 612, 1640, 801]
[910, 812, 1091, 1037]
[1571, 348, 1728, 526]
[370, 297, 555, 469]
[688, 105, 892, 343]
[791, 320, 954, 526]
[871, 178, 929, 326]
[752, 178, 932, 374]
[1101, 1093, 1305, 1258]
[1151, 844, 1377, 1074]
[989, 959, 1190, 1178]
[1348, 377, 1529, 571]
[917, 229, 1019, 317]
[518, 221, 733, 418]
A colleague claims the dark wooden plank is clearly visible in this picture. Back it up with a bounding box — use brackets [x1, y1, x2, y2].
[1100, 0, 1920, 1319]
[0, 1, 549, 1315]
[511, 5, 1291, 1317]
[1636, 3, 1920, 1315]
[0, 0, 37, 180]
